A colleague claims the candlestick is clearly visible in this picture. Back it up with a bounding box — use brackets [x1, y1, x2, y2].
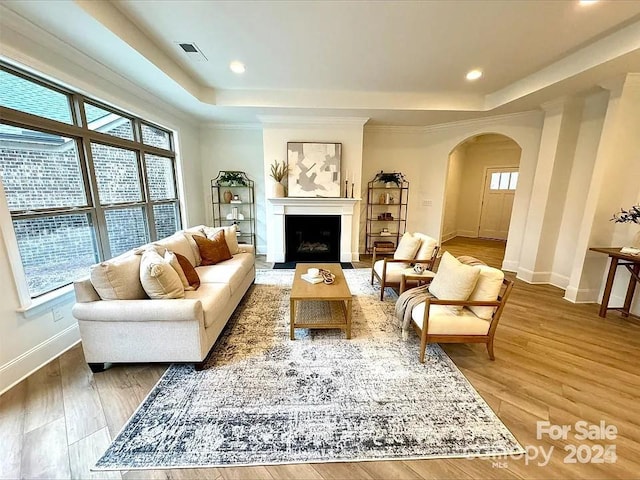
[344, 180, 349, 198]
[350, 182, 354, 198]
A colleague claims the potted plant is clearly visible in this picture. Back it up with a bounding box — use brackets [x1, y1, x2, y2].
[611, 204, 640, 248]
[219, 171, 248, 186]
[269, 160, 288, 197]
[373, 171, 404, 187]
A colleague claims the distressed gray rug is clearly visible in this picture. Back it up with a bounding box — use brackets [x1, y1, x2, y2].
[95, 269, 523, 470]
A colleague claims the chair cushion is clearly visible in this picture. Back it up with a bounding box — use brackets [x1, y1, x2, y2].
[468, 265, 504, 320]
[414, 233, 437, 262]
[428, 251, 480, 312]
[139, 251, 185, 299]
[373, 259, 411, 283]
[90, 252, 147, 300]
[394, 233, 421, 260]
[412, 303, 491, 335]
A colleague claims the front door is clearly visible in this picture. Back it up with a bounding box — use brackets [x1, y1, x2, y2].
[478, 167, 518, 240]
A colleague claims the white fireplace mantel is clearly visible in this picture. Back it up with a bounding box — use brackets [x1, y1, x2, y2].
[267, 197, 361, 263]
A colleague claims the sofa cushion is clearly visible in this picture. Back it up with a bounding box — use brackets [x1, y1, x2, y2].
[412, 303, 491, 335]
[175, 252, 200, 290]
[428, 251, 480, 312]
[194, 231, 233, 265]
[155, 233, 197, 267]
[468, 265, 505, 320]
[196, 253, 254, 295]
[203, 225, 239, 254]
[164, 250, 192, 291]
[394, 232, 421, 260]
[140, 251, 185, 299]
[184, 283, 231, 328]
[90, 253, 147, 300]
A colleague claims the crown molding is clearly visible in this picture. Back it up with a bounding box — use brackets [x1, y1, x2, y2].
[201, 122, 263, 130]
[364, 125, 428, 134]
[257, 115, 370, 127]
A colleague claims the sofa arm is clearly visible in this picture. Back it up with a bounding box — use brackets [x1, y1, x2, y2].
[72, 299, 204, 323]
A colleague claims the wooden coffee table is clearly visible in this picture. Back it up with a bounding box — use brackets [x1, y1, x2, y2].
[290, 263, 353, 340]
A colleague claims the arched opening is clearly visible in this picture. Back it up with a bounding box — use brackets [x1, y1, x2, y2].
[441, 133, 522, 267]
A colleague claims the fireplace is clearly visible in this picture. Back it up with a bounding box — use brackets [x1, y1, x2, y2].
[285, 215, 341, 262]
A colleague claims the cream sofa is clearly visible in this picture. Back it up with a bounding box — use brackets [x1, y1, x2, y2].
[72, 225, 255, 372]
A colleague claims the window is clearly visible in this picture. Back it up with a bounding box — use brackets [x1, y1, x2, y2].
[0, 64, 181, 303]
[490, 171, 518, 191]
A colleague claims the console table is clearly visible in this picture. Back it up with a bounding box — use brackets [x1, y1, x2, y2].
[590, 247, 640, 318]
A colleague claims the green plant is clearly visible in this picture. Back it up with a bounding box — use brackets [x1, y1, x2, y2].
[269, 160, 288, 182]
[219, 171, 247, 186]
[373, 171, 404, 187]
[611, 204, 640, 225]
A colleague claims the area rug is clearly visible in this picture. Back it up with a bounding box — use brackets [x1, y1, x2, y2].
[95, 269, 523, 470]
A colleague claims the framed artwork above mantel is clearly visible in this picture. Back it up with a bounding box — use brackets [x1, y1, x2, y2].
[287, 142, 341, 197]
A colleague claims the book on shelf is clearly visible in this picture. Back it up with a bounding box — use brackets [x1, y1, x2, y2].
[301, 273, 323, 284]
[230, 200, 242, 204]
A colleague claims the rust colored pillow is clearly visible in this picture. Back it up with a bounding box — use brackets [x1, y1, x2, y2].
[175, 252, 201, 290]
[193, 230, 232, 266]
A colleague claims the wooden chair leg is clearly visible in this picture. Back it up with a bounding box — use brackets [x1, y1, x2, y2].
[380, 283, 385, 300]
[487, 337, 495, 361]
[419, 335, 428, 363]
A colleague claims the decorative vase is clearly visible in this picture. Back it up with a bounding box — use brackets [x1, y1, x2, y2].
[272, 181, 285, 198]
[223, 190, 233, 203]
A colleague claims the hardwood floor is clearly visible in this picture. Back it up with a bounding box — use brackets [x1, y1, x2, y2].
[2, 237, 639, 480]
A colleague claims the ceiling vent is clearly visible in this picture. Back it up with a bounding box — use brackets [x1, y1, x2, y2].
[175, 42, 208, 62]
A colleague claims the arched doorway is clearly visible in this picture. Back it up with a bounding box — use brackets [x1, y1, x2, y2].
[442, 133, 522, 248]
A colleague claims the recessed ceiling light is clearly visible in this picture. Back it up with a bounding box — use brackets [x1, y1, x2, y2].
[229, 61, 246, 74]
[466, 69, 483, 81]
[579, 0, 598, 5]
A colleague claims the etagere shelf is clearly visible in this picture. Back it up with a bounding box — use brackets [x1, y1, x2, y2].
[211, 171, 256, 247]
[365, 172, 409, 254]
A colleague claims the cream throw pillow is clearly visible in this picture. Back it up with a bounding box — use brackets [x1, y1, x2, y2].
[428, 251, 480, 313]
[183, 231, 205, 266]
[164, 250, 194, 291]
[90, 253, 147, 300]
[468, 265, 504, 320]
[394, 233, 421, 260]
[202, 225, 239, 254]
[413, 233, 437, 262]
[139, 251, 185, 299]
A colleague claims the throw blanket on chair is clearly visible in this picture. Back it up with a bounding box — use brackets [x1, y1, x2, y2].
[395, 285, 435, 341]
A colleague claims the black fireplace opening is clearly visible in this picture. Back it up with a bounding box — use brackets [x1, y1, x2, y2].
[285, 215, 341, 262]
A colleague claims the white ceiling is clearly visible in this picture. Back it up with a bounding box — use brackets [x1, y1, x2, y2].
[2, 0, 640, 125]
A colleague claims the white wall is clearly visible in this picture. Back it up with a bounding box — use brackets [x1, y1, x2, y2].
[199, 126, 266, 252]
[442, 146, 465, 242]
[260, 117, 367, 262]
[0, 27, 203, 393]
[454, 136, 521, 238]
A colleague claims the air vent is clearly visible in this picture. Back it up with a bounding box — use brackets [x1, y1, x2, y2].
[174, 42, 208, 62]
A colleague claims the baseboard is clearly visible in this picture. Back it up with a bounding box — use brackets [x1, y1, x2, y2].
[517, 267, 551, 284]
[501, 260, 519, 273]
[441, 231, 457, 243]
[455, 230, 478, 238]
[0, 324, 81, 395]
[549, 273, 570, 289]
[564, 285, 599, 303]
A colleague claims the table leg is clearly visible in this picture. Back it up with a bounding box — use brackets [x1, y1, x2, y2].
[622, 263, 640, 317]
[290, 298, 295, 340]
[600, 257, 619, 317]
[346, 298, 352, 339]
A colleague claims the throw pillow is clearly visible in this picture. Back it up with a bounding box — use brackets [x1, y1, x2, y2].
[428, 251, 480, 313]
[183, 231, 205, 266]
[90, 253, 147, 300]
[193, 230, 232, 265]
[394, 232, 421, 260]
[164, 250, 193, 291]
[175, 252, 200, 290]
[139, 250, 185, 299]
[202, 225, 239, 254]
[468, 264, 505, 320]
[413, 233, 438, 262]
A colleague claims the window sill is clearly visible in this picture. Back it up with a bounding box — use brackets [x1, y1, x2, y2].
[17, 284, 76, 319]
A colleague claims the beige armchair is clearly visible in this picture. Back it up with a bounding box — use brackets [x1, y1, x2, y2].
[397, 252, 513, 362]
[371, 232, 439, 300]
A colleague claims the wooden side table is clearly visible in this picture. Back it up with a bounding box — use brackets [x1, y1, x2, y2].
[590, 247, 640, 318]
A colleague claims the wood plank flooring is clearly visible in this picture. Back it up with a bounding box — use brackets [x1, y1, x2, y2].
[2, 237, 639, 480]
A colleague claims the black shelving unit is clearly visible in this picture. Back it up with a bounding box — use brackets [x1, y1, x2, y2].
[211, 171, 256, 246]
[364, 173, 409, 254]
